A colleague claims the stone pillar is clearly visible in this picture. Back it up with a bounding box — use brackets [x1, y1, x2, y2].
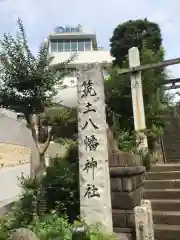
[134, 206, 149, 240]
[77, 63, 113, 232]
[110, 151, 145, 239]
[141, 200, 154, 240]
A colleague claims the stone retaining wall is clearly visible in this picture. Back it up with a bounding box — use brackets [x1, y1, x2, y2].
[109, 151, 145, 240]
[0, 143, 31, 167]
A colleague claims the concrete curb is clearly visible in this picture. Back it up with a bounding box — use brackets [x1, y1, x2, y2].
[0, 160, 30, 168]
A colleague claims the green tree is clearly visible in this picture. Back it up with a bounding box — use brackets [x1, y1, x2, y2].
[0, 18, 75, 178]
[107, 19, 169, 154]
[41, 106, 77, 142]
[110, 19, 162, 66]
[106, 44, 169, 152]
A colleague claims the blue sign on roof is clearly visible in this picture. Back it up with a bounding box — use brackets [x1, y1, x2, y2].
[54, 24, 82, 33]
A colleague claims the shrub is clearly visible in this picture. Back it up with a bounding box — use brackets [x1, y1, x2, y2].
[0, 141, 117, 239]
[41, 150, 79, 221]
[7, 175, 38, 229]
[0, 217, 12, 240]
[30, 216, 118, 240]
[8, 141, 79, 229]
[0, 214, 118, 240]
[29, 213, 72, 240]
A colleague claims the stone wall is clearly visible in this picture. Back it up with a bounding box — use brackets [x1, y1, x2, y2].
[109, 151, 145, 240]
[0, 143, 31, 167]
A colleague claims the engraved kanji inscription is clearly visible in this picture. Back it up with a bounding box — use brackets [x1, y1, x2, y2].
[84, 135, 99, 151]
[83, 157, 97, 180]
[83, 102, 96, 114]
[81, 80, 97, 98]
[81, 118, 99, 130]
[84, 184, 100, 198]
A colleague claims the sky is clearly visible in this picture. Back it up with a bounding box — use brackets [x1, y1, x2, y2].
[0, 0, 180, 79]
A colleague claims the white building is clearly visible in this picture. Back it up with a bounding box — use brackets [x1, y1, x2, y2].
[48, 25, 113, 108]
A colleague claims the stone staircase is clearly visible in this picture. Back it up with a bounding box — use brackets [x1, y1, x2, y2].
[163, 108, 180, 163]
[144, 163, 180, 240]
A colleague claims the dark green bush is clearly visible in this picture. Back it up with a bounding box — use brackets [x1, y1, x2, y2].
[7, 141, 79, 230]
[41, 142, 79, 222]
[0, 141, 118, 239]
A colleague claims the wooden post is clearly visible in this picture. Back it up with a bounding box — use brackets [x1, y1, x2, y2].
[77, 63, 113, 232]
[128, 47, 148, 151]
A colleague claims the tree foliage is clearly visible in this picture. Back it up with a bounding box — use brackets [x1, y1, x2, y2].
[41, 106, 77, 142]
[0, 18, 75, 177]
[110, 19, 162, 66]
[107, 19, 169, 154]
[0, 19, 73, 114]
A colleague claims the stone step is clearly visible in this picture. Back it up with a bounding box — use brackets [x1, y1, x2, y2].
[165, 149, 180, 153]
[166, 153, 180, 157]
[165, 159, 180, 163]
[164, 145, 180, 150]
[144, 179, 180, 189]
[164, 145, 180, 149]
[151, 199, 180, 211]
[150, 164, 180, 172]
[143, 189, 180, 199]
[146, 171, 180, 180]
[114, 227, 132, 240]
[115, 224, 180, 240]
[164, 140, 180, 144]
[166, 157, 180, 162]
[154, 224, 180, 240]
[163, 134, 180, 138]
[153, 211, 180, 225]
[165, 156, 180, 159]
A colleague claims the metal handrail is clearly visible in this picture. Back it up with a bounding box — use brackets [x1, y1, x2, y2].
[160, 135, 166, 163]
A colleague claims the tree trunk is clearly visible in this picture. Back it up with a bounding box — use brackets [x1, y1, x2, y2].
[25, 113, 52, 179]
[30, 143, 47, 179]
[106, 125, 119, 161]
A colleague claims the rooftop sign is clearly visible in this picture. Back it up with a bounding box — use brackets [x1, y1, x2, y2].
[54, 24, 83, 33]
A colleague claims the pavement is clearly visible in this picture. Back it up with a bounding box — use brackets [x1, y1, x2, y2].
[0, 163, 30, 207]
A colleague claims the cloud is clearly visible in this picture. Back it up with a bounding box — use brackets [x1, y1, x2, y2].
[0, 0, 180, 77]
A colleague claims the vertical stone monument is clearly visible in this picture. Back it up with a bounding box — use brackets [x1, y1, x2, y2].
[141, 200, 154, 240]
[77, 63, 113, 232]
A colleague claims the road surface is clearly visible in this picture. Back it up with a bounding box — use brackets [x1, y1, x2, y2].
[0, 163, 30, 207]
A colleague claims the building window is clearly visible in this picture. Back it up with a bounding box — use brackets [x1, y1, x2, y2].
[59, 68, 76, 77]
[50, 39, 92, 52]
[51, 40, 57, 52]
[85, 40, 91, 51]
[58, 40, 63, 52]
[67, 68, 76, 77]
[71, 40, 78, 51]
[64, 40, 71, 51]
[78, 40, 84, 51]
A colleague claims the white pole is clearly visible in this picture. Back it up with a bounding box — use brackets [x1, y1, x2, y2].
[128, 47, 148, 150]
